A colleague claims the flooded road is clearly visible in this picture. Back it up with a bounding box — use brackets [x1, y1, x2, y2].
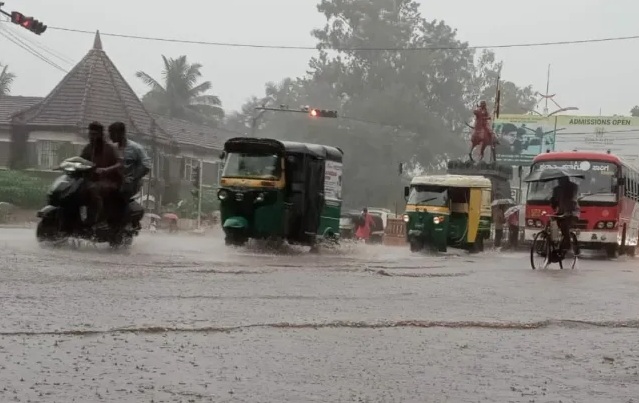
[1, 228, 638, 402]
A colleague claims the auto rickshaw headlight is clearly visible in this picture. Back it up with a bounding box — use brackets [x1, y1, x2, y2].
[255, 193, 265, 202]
[433, 216, 444, 224]
[218, 190, 228, 200]
[403, 214, 409, 223]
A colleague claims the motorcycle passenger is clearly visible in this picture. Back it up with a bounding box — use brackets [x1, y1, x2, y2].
[108, 122, 151, 227]
[550, 176, 580, 256]
[80, 121, 123, 229]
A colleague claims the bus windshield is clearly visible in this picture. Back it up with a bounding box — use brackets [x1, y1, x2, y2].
[408, 185, 448, 206]
[222, 152, 281, 179]
[527, 160, 618, 203]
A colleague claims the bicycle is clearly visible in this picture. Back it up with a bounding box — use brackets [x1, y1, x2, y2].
[530, 213, 579, 270]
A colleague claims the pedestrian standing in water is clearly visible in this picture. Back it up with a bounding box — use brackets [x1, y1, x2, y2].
[355, 207, 375, 241]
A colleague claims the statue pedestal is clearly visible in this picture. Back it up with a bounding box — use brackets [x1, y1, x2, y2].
[447, 160, 512, 180]
[447, 160, 513, 203]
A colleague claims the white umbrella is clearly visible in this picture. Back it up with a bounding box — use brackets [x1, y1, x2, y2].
[504, 205, 524, 218]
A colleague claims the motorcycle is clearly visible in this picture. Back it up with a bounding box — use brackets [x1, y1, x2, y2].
[36, 157, 145, 248]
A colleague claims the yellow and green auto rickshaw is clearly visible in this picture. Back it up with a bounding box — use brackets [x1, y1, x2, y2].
[218, 137, 343, 248]
[403, 174, 492, 253]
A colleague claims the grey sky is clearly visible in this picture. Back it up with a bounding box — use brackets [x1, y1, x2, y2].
[1, 0, 638, 116]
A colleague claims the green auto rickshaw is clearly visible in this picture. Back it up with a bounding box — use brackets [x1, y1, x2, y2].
[218, 137, 343, 247]
[403, 174, 492, 253]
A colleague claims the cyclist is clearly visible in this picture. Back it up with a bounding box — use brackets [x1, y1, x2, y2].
[550, 176, 580, 256]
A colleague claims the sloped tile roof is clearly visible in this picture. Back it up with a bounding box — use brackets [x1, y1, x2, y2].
[152, 114, 234, 151]
[11, 31, 174, 144]
[0, 96, 41, 125]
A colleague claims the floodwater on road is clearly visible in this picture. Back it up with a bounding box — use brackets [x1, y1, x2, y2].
[0, 228, 638, 402]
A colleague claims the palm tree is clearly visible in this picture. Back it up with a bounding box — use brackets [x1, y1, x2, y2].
[136, 55, 223, 125]
[0, 63, 16, 96]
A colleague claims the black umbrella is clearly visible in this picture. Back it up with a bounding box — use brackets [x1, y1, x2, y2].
[523, 168, 585, 183]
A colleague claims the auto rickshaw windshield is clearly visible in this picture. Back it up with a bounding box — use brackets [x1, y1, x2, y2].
[222, 152, 281, 179]
[408, 185, 448, 206]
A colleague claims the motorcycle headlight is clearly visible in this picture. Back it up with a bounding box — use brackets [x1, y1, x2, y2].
[218, 190, 228, 200]
[403, 214, 409, 223]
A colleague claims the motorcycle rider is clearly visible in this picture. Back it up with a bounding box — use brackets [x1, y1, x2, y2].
[79, 121, 123, 230]
[108, 122, 151, 226]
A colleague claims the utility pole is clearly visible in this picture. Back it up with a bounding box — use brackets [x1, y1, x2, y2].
[147, 121, 156, 212]
[196, 159, 203, 230]
[190, 160, 203, 230]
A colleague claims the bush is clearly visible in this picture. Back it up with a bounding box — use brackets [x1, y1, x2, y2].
[172, 189, 220, 219]
[0, 170, 49, 209]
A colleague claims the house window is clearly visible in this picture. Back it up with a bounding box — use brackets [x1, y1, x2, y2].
[37, 141, 60, 169]
[183, 157, 195, 181]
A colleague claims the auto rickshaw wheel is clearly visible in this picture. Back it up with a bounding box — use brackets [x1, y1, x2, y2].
[225, 231, 247, 247]
[409, 239, 423, 253]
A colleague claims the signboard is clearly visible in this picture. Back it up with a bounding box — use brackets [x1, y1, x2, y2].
[553, 116, 639, 165]
[532, 160, 614, 172]
[493, 114, 557, 165]
[324, 160, 342, 201]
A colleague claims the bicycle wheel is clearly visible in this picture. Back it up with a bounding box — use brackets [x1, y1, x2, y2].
[530, 231, 550, 270]
[566, 232, 579, 269]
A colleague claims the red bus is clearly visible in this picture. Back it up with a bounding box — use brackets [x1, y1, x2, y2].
[524, 151, 639, 257]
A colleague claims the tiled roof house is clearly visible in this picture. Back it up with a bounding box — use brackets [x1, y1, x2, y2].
[1, 31, 231, 205]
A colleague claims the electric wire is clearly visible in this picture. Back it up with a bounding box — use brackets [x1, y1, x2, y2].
[4, 20, 74, 65]
[1, 20, 637, 52]
[0, 27, 67, 72]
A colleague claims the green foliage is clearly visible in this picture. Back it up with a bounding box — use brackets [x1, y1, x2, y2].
[136, 55, 223, 126]
[0, 170, 48, 209]
[224, 0, 537, 209]
[631, 106, 639, 117]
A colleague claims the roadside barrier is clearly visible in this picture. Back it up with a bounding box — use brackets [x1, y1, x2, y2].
[383, 218, 407, 246]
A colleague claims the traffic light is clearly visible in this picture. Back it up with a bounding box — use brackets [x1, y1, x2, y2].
[9, 11, 47, 34]
[309, 108, 338, 118]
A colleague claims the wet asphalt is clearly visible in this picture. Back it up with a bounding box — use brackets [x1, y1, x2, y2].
[0, 228, 638, 402]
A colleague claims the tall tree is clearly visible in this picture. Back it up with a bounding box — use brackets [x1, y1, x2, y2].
[631, 106, 639, 117]
[0, 63, 16, 96]
[472, 51, 537, 114]
[224, 0, 536, 208]
[136, 55, 223, 126]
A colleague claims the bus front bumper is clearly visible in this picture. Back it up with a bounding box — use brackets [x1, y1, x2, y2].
[524, 228, 619, 244]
